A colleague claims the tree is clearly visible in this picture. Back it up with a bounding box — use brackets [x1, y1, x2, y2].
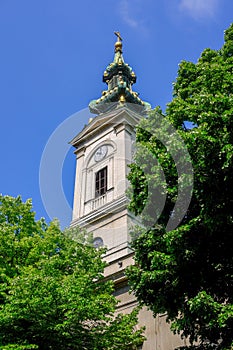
[127, 23, 233, 349]
[0, 195, 144, 350]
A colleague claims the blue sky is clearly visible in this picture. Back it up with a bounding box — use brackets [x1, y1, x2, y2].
[0, 0, 232, 228]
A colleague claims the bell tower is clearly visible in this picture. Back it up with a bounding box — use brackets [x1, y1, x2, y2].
[70, 33, 150, 263]
[70, 33, 186, 350]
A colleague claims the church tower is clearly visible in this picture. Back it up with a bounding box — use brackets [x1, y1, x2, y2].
[70, 33, 186, 350]
[70, 32, 150, 263]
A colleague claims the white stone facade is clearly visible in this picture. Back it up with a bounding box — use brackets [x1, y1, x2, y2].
[70, 105, 186, 349]
[70, 106, 140, 262]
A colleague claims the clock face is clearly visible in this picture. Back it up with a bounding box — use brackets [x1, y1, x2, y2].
[94, 145, 107, 162]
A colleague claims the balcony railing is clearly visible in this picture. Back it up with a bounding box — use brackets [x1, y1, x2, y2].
[83, 188, 114, 215]
[91, 194, 107, 210]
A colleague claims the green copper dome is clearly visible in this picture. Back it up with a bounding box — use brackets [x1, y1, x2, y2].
[89, 32, 151, 115]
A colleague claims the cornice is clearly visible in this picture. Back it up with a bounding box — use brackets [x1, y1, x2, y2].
[70, 106, 142, 149]
[70, 194, 129, 228]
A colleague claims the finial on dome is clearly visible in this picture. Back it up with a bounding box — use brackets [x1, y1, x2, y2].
[114, 31, 122, 53]
[88, 32, 151, 115]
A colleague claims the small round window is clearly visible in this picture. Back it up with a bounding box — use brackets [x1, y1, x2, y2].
[93, 237, 104, 249]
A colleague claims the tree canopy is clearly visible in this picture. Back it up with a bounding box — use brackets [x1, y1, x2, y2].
[0, 195, 144, 350]
[127, 23, 233, 349]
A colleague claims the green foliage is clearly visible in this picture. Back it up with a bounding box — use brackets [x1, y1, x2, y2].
[127, 23, 233, 349]
[0, 344, 38, 350]
[0, 195, 144, 350]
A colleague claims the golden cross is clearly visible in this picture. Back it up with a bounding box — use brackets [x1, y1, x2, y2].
[114, 31, 122, 42]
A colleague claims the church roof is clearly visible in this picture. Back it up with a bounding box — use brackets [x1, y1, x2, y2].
[89, 32, 151, 115]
